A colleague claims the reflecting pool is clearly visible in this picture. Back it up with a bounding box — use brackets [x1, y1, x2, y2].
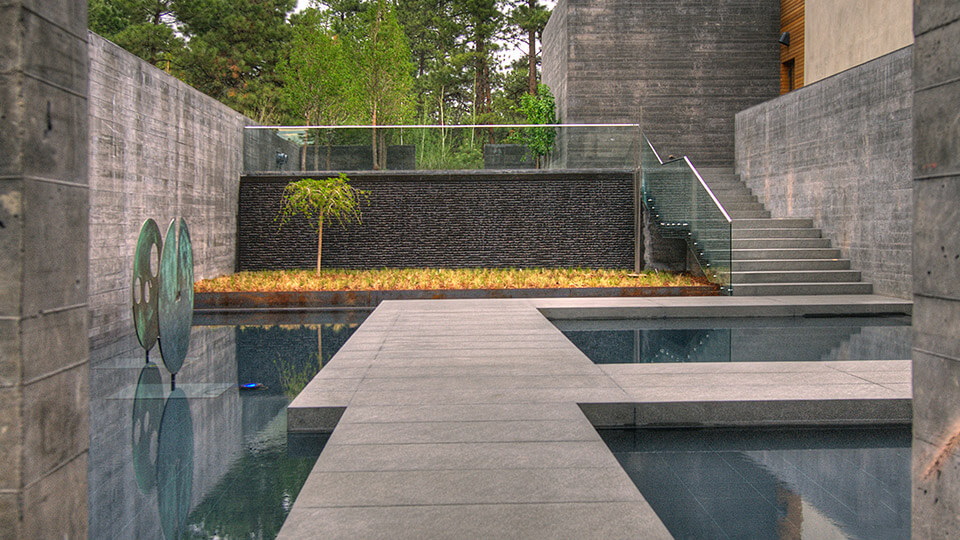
[554, 316, 911, 364]
[602, 426, 911, 540]
[88, 311, 367, 539]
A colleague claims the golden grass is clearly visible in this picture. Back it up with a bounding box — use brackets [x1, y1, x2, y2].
[195, 268, 714, 293]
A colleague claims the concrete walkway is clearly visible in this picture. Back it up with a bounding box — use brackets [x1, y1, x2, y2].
[279, 295, 912, 539]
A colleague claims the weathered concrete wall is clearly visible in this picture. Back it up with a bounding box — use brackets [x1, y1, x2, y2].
[542, 0, 781, 168]
[805, 0, 913, 84]
[911, 2, 960, 536]
[237, 171, 635, 270]
[735, 47, 913, 298]
[0, 2, 91, 538]
[87, 33, 245, 353]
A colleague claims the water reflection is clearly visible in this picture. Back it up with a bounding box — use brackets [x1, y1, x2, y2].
[89, 313, 365, 539]
[556, 316, 912, 364]
[602, 426, 911, 540]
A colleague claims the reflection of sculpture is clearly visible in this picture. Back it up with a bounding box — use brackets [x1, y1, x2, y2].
[132, 218, 194, 384]
[132, 363, 164, 492]
[157, 388, 194, 540]
[157, 218, 194, 379]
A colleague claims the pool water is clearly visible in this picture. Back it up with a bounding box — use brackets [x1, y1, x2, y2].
[554, 316, 911, 364]
[88, 311, 367, 540]
[602, 425, 911, 540]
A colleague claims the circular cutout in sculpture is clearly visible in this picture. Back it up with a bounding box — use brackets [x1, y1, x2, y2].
[157, 218, 194, 375]
[132, 219, 162, 352]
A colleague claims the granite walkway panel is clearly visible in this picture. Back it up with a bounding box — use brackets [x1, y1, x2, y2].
[280, 296, 912, 539]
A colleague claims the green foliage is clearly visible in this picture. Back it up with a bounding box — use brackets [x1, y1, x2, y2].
[277, 174, 367, 233]
[513, 83, 557, 165]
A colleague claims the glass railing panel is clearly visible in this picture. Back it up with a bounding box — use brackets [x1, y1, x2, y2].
[641, 136, 732, 294]
[243, 124, 641, 174]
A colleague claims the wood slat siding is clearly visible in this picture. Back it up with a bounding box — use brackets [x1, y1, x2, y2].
[780, 0, 804, 93]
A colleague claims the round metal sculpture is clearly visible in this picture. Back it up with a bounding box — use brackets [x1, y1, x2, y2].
[131, 363, 164, 492]
[132, 219, 162, 352]
[156, 387, 193, 540]
[157, 218, 194, 375]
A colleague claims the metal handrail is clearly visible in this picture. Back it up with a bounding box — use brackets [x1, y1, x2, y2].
[641, 135, 732, 223]
[246, 123, 641, 130]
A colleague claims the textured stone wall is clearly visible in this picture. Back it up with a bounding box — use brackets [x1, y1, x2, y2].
[911, 2, 960, 536]
[237, 171, 635, 270]
[735, 47, 913, 299]
[0, 2, 91, 537]
[87, 33, 246, 353]
[542, 0, 781, 168]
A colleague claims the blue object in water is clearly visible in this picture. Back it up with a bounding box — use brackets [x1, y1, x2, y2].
[240, 383, 264, 390]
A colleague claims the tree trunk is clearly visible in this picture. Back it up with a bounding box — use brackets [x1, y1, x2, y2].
[316, 221, 323, 275]
[301, 143, 307, 171]
[528, 26, 537, 94]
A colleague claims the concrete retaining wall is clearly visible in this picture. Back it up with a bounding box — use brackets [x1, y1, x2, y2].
[87, 33, 247, 353]
[237, 171, 635, 271]
[911, 2, 960, 535]
[543, 0, 781, 168]
[735, 47, 913, 299]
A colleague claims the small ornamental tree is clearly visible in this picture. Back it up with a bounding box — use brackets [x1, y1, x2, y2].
[277, 174, 367, 273]
[514, 83, 556, 168]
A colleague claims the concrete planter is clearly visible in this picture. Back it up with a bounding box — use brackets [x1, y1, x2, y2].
[195, 285, 720, 310]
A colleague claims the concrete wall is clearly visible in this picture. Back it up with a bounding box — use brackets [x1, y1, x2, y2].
[542, 0, 781, 168]
[237, 171, 635, 271]
[805, 0, 913, 84]
[735, 47, 913, 298]
[0, 1, 91, 537]
[87, 33, 246, 354]
[911, 2, 960, 536]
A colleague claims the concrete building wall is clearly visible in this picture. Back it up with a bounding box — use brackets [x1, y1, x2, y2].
[237, 171, 635, 271]
[542, 0, 781, 168]
[911, 2, 960, 536]
[805, 0, 913, 84]
[87, 33, 245, 355]
[0, 1, 91, 537]
[735, 47, 913, 299]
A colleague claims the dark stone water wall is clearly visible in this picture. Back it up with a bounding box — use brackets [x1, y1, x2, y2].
[237, 171, 636, 270]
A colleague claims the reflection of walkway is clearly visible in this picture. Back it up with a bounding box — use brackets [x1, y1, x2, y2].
[283, 295, 911, 539]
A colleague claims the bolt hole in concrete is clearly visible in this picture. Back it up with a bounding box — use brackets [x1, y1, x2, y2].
[553, 316, 911, 364]
[88, 311, 366, 539]
[601, 425, 910, 539]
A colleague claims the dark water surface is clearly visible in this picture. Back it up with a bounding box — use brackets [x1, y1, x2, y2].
[554, 315, 911, 364]
[602, 425, 911, 540]
[88, 311, 367, 539]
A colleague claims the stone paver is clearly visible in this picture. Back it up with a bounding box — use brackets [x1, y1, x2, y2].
[280, 296, 912, 539]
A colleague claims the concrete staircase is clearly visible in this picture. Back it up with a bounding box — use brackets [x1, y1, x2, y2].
[698, 168, 873, 296]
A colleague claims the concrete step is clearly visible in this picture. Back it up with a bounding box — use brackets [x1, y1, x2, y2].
[732, 259, 852, 271]
[723, 202, 767, 211]
[731, 248, 843, 260]
[714, 194, 759, 205]
[732, 282, 874, 296]
[727, 210, 772, 219]
[731, 238, 833, 249]
[732, 218, 814, 229]
[731, 270, 862, 284]
[732, 228, 822, 239]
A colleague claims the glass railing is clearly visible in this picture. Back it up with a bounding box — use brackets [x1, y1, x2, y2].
[243, 124, 641, 173]
[641, 135, 732, 294]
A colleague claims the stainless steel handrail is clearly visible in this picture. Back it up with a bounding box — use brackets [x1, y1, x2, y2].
[246, 123, 641, 129]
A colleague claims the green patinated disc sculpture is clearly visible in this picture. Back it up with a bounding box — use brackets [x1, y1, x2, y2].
[157, 218, 194, 375]
[132, 219, 162, 352]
